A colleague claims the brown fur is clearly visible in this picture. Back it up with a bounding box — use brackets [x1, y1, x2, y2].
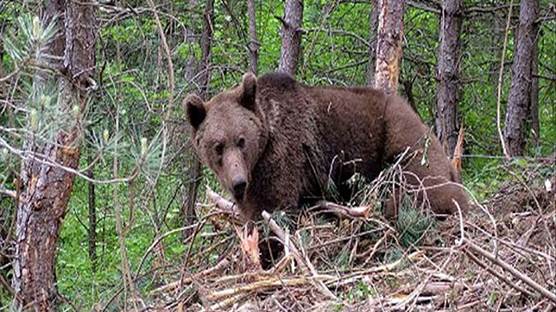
[184, 72, 469, 221]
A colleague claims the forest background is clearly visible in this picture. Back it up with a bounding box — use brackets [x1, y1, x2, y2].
[0, 0, 555, 310]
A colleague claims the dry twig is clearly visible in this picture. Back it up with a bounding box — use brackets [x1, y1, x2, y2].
[464, 238, 556, 303]
[262, 211, 336, 299]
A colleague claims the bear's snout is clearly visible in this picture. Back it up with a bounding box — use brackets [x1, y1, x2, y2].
[223, 149, 249, 201]
[231, 176, 247, 200]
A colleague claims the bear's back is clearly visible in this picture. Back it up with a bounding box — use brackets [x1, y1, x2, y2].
[256, 72, 388, 118]
[255, 72, 389, 165]
[255, 73, 390, 195]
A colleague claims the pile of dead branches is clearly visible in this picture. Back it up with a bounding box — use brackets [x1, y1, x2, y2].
[144, 160, 555, 311]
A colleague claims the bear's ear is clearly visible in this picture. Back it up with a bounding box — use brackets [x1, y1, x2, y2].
[240, 72, 257, 111]
[184, 94, 206, 130]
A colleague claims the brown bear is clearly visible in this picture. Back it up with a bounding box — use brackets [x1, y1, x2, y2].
[184, 72, 469, 221]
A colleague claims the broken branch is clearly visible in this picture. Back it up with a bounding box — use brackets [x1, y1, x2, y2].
[206, 277, 308, 301]
[312, 200, 372, 218]
[464, 238, 556, 303]
[262, 210, 336, 299]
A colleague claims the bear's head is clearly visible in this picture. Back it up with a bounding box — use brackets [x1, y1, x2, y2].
[184, 73, 268, 203]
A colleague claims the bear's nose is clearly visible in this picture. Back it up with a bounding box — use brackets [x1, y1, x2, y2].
[232, 177, 247, 199]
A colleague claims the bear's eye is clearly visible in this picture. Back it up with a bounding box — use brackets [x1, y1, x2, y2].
[215, 143, 224, 156]
[237, 137, 245, 149]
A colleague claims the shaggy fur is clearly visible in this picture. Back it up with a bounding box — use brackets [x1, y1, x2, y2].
[185, 72, 469, 221]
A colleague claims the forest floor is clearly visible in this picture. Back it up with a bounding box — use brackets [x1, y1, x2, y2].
[146, 158, 555, 312]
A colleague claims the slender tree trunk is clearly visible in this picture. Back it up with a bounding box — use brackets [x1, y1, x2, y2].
[366, 0, 380, 86]
[435, 0, 463, 156]
[278, 0, 303, 76]
[184, 1, 198, 85]
[184, 0, 214, 229]
[0, 41, 4, 81]
[247, 0, 259, 74]
[503, 0, 538, 156]
[87, 152, 96, 272]
[180, 0, 198, 231]
[199, 0, 214, 97]
[0, 42, 4, 104]
[489, 11, 505, 83]
[12, 0, 96, 309]
[529, 27, 540, 147]
[374, 0, 405, 94]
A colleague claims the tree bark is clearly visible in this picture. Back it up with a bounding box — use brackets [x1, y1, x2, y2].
[0, 41, 4, 82]
[528, 26, 540, 148]
[199, 0, 214, 97]
[366, 0, 380, 86]
[435, 0, 463, 156]
[184, 0, 214, 230]
[179, 0, 198, 231]
[278, 0, 303, 76]
[503, 0, 539, 156]
[489, 10, 505, 83]
[184, 0, 199, 85]
[87, 152, 96, 272]
[12, 0, 96, 309]
[374, 0, 406, 94]
[247, 0, 259, 74]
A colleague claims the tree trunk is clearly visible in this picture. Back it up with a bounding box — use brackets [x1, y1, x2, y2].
[199, 0, 214, 97]
[12, 0, 96, 309]
[87, 152, 96, 272]
[180, 0, 198, 231]
[489, 11, 504, 83]
[366, 0, 380, 86]
[247, 0, 259, 74]
[184, 1, 199, 85]
[0, 41, 4, 82]
[503, 0, 538, 156]
[374, 0, 405, 94]
[184, 0, 214, 230]
[528, 26, 540, 148]
[278, 0, 303, 76]
[435, 0, 463, 156]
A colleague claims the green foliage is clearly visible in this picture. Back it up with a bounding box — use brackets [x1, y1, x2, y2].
[396, 198, 435, 248]
[27, 84, 79, 141]
[383, 247, 403, 264]
[0, 0, 555, 309]
[344, 280, 375, 303]
[3, 14, 57, 62]
[335, 248, 350, 271]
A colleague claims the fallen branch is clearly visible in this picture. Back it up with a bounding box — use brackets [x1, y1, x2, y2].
[401, 280, 472, 296]
[208, 292, 251, 311]
[327, 251, 424, 287]
[262, 211, 336, 299]
[195, 256, 294, 287]
[205, 277, 308, 301]
[206, 186, 237, 215]
[213, 267, 287, 286]
[262, 211, 308, 274]
[464, 238, 556, 303]
[359, 230, 391, 267]
[463, 247, 535, 298]
[453, 199, 465, 247]
[151, 258, 230, 294]
[312, 200, 372, 218]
